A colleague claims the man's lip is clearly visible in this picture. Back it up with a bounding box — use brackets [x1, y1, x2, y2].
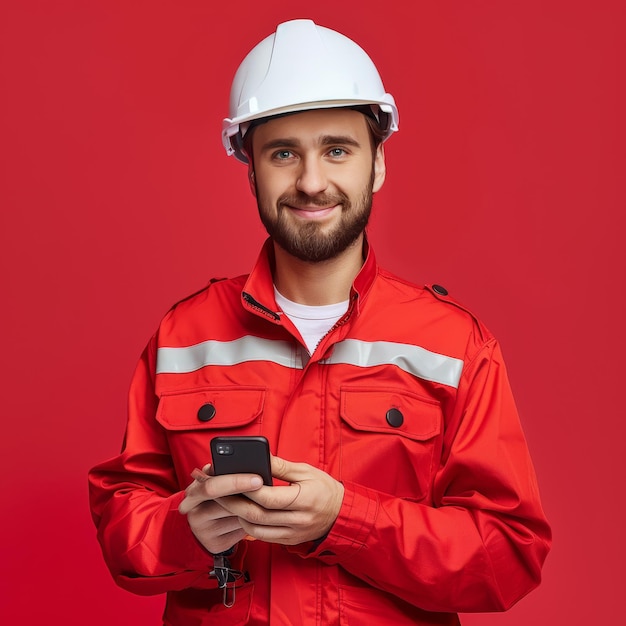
[287, 205, 340, 219]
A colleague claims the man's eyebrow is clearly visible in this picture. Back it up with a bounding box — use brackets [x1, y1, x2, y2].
[259, 135, 362, 152]
[320, 134, 361, 148]
[259, 138, 300, 152]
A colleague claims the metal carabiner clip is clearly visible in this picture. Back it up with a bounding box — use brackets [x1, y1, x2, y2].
[222, 583, 236, 608]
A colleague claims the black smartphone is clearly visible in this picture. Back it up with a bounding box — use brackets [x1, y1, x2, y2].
[210, 436, 273, 486]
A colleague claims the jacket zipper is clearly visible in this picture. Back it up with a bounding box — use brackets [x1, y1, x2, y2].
[312, 293, 359, 354]
[242, 292, 282, 322]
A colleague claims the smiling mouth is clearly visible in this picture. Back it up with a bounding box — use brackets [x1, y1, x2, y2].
[287, 205, 339, 219]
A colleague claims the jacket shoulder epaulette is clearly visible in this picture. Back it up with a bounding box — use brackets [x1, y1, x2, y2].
[168, 277, 228, 313]
[424, 283, 488, 343]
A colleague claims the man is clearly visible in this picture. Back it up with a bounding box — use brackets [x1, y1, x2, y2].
[89, 19, 551, 625]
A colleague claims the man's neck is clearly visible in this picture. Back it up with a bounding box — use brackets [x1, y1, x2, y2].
[272, 235, 364, 306]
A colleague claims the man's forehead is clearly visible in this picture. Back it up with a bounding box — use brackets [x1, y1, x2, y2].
[253, 108, 369, 143]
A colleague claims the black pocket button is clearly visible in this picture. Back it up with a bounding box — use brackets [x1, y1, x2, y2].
[197, 403, 216, 422]
[386, 408, 404, 428]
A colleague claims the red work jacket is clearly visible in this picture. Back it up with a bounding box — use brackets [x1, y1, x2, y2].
[88, 239, 551, 625]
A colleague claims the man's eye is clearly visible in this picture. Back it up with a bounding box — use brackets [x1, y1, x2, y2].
[329, 148, 346, 157]
[274, 150, 293, 160]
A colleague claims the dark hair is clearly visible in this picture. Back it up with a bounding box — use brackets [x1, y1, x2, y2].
[361, 109, 386, 148]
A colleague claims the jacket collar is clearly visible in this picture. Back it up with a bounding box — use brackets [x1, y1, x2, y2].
[241, 234, 378, 322]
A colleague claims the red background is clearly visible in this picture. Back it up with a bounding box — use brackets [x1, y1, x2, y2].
[1, 1, 623, 624]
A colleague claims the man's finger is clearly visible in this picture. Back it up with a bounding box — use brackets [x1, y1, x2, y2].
[242, 482, 303, 511]
[178, 474, 264, 514]
[269, 456, 310, 482]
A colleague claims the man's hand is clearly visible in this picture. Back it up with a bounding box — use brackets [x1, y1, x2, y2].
[178, 464, 264, 554]
[217, 456, 345, 546]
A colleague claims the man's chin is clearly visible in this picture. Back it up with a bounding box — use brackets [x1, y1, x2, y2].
[273, 232, 362, 264]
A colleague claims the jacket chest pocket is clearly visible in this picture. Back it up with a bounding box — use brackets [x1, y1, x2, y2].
[155, 386, 267, 481]
[339, 386, 442, 501]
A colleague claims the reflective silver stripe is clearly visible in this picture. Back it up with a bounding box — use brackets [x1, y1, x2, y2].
[156, 337, 303, 373]
[157, 336, 463, 388]
[323, 339, 463, 388]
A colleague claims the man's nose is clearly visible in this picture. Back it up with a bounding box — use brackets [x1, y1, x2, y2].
[295, 157, 328, 196]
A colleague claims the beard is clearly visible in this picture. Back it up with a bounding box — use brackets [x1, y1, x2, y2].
[256, 178, 374, 263]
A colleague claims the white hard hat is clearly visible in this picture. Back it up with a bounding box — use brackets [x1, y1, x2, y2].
[222, 19, 399, 163]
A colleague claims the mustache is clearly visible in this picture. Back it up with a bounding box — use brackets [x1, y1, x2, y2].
[278, 192, 349, 208]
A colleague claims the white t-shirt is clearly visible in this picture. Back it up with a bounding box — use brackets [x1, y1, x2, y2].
[274, 287, 349, 354]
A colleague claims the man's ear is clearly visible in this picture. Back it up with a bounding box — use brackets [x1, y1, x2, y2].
[248, 163, 257, 197]
[372, 144, 386, 193]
